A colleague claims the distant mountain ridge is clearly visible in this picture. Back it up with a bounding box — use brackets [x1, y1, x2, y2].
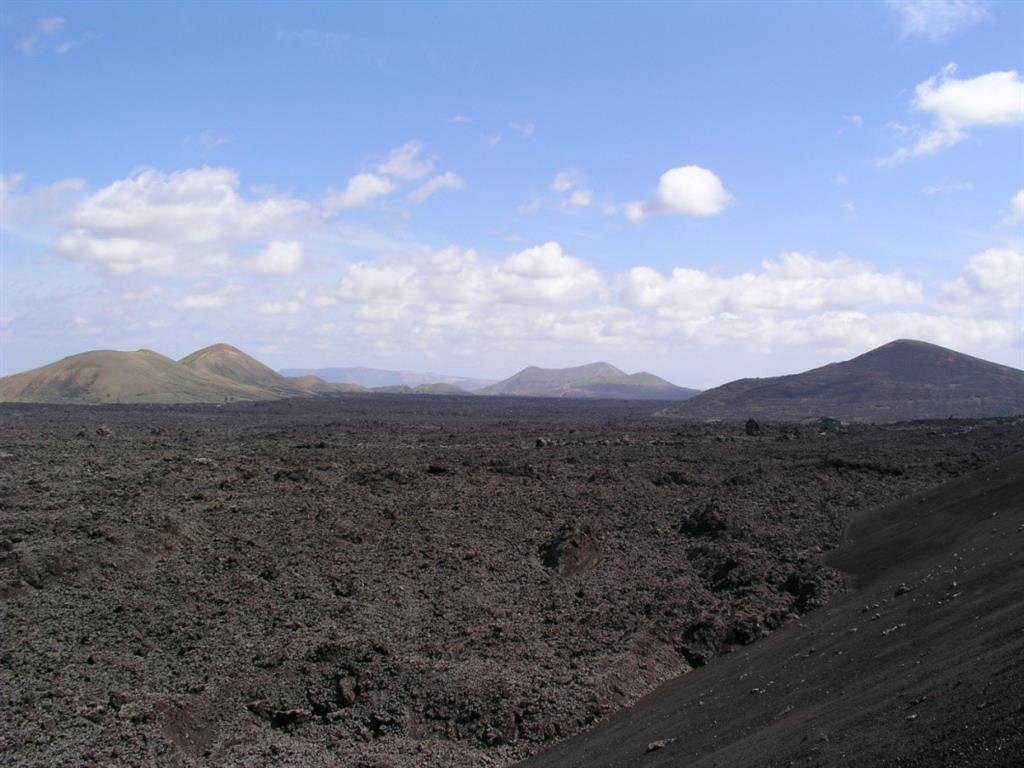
[0, 346, 289, 404]
[0, 344, 481, 404]
[279, 366, 495, 391]
[665, 339, 1024, 422]
[478, 362, 699, 400]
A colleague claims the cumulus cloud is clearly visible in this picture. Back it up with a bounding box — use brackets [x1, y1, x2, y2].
[51, 167, 309, 275]
[323, 244, 1019, 369]
[624, 165, 731, 221]
[916, 64, 1024, 126]
[1001, 190, 1024, 225]
[376, 140, 435, 180]
[883, 63, 1024, 163]
[248, 241, 304, 274]
[494, 242, 602, 303]
[336, 241, 602, 311]
[887, 0, 990, 41]
[652, 166, 732, 215]
[323, 173, 396, 210]
[408, 172, 465, 205]
[940, 248, 1023, 317]
[621, 252, 922, 316]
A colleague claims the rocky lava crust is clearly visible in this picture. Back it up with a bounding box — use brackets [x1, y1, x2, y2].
[1, 395, 1021, 767]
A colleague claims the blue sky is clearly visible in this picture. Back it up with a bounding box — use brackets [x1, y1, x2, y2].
[1, 0, 1022, 387]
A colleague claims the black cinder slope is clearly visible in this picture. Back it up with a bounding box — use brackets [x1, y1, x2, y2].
[520, 449, 1024, 768]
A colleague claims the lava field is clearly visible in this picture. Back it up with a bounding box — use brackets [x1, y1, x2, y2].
[1, 395, 1022, 767]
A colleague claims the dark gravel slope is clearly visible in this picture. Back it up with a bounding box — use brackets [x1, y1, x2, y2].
[521, 450, 1024, 767]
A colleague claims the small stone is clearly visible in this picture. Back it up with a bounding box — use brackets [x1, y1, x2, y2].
[647, 738, 676, 752]
[745, 418, 761, 436]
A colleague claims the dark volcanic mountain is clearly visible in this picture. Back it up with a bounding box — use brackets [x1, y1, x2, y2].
[479, 362, 699, 400]
[666, 339, 1024, 422]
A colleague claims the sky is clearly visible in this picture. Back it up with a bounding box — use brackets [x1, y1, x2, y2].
[1, 0, 1022, 388]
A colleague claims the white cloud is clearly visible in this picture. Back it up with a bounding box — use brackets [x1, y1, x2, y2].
[623, 201, 647, 222]
[842, 202, 857, 216]
[323, 245, 1020, 370]
[376, 140, 435, 180]
[51, 167, 309, 274]
[322, 141, 457, 208]
[494, 242, 602, 304]
[510, 121, 535, 138]
[940, 248, 1024, 316]
[622, 252, 922, 316]
[551, 171, 579, 194]
[652, 166, 731, 216]
[842, 114, 864, 128]
[626, 165, 731, 220]
[568, 189, 593, 207]
[323, 172, 396, 210]
[888, 0, 990, 41]
[1, 174, 87, 238]
[548, 171, 593, 208]
[408, 172, 465, 205]
[256, 300, 303, 315]
[916, 64, 1024, 127]
[1003, 190, 1024, 225]
[336, 241, 602, 311]
[883, 63, 1024, 163]
[248, 241, 304, 274]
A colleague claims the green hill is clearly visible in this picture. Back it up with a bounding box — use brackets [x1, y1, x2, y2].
[0, 348, 271, 404]
[179, 343, 303, 397]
